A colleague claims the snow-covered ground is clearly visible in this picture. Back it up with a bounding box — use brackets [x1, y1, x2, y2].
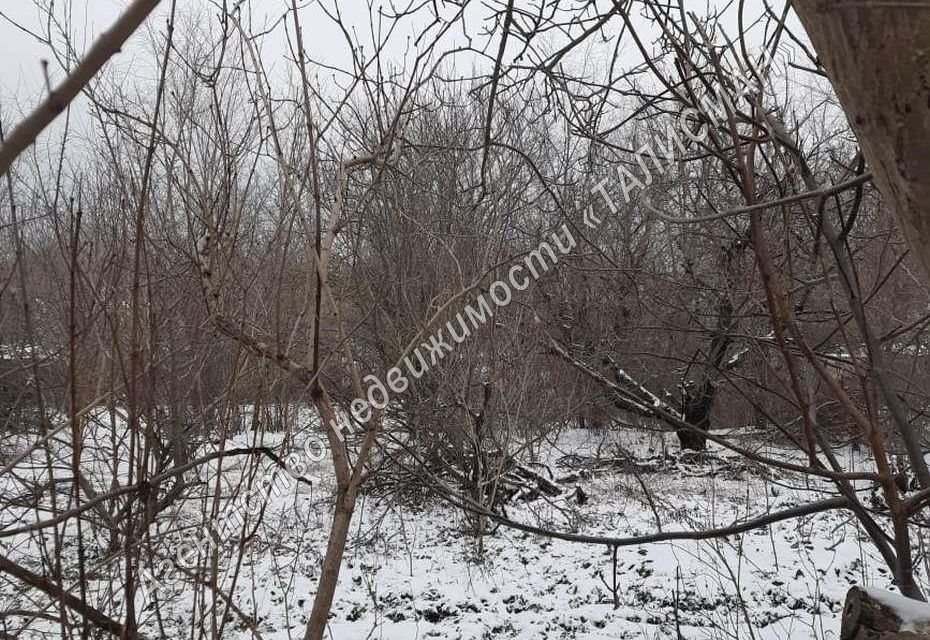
[0, 419, 923, 639]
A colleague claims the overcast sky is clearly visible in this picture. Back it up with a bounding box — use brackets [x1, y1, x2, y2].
[0, 1, 809, 149]
[0, 0, 428, 148]
[1, 1, 123, 99]
[0, 1, 388, 104]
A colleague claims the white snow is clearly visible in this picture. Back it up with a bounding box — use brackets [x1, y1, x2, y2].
[863, 587, 930, 633]
[1, 417, 926, 639]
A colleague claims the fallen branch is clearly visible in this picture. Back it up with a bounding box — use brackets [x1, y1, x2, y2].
[0, 554, 150, 640]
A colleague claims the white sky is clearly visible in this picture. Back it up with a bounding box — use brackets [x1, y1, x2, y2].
[0, 0, 431, 153]
[0, 1, 391, 107]
[0, 1, 810, 150]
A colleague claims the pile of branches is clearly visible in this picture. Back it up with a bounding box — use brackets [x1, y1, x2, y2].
[556, 448, 771, 482]
[364, 440, 568, 507]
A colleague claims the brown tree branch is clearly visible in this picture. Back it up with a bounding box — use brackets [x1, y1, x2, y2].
[0, 0, 162, 177]
[0, 554, 151, 640]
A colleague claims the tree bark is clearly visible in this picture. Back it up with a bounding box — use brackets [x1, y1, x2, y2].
[675, 237, 742, 451]
[791, 0, 930, 492]
[302, 491, 357, 640]
[841, 586, 930, 639]
[792, 2, 930, 280]
[678, 387, 712, 450]
[0, 0, 163, 178]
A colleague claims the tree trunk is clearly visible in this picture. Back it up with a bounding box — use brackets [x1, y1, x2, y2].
[677, 386, 713, 451]
[303, 490, 357, 640]
[841, 586, 930, 639]
[675, 242, 739, 451]
[675, 429, 708, 451]
[792, 0, 930, 494]
[792, 2, 930, 280]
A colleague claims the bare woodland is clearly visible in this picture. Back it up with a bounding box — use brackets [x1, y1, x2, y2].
[1, 0, 930, 638]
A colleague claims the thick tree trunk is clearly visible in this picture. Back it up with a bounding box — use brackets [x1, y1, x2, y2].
[675, 430, 708, 451]
[677, 386, 713, 451]
[792, 0, 930, 493]
[675, 241, 740, 451]
[792, 2, 930, 280]
[675, 299, 735, 451]
[841, 587, 930, 639]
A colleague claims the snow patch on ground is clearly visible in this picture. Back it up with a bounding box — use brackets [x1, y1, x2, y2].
[1, 421, 926, 640]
